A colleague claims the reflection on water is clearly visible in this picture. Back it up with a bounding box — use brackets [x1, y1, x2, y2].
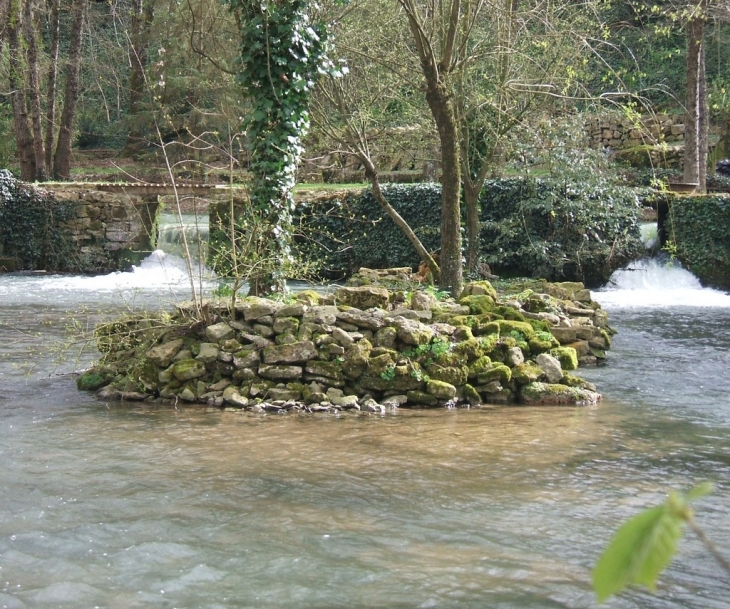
[0, 256, 729, 608]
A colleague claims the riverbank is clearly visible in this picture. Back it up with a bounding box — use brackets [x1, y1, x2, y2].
[77, 270, 611, 411]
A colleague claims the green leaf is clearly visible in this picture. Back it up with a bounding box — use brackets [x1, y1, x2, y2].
[592, 503, 684, 602]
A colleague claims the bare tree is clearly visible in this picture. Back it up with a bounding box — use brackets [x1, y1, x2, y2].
[54, 0, 89, 179]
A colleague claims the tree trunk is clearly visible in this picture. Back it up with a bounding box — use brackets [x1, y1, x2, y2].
[6, 0, 37, 181]
[23, 0, 47, 181]
[698, 37, 708, 194]
[684, 9, 705, 190]
[44, 0, 61, 172]
[124, 0, 156, 155]
[53, 0, 87, 180]
[426, 82, 463, 296]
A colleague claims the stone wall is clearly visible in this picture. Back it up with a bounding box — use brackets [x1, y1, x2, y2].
[586, 113, 685, 150]
[586, 113, 686, 169]
[50, 187, 159, 272]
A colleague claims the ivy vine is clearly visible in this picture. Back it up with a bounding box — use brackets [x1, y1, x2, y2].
[0, 170, 76, 271]
[226, 0, 338, 294]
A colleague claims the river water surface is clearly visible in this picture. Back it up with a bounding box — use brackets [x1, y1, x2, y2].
[1, 255, 729, 608]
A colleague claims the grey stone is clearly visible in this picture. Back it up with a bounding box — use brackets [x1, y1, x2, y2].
[223, 386, 249, 407]
[263, 340, 317, 364]
[505, 346, 525, 367]
[238, 297, 283, 321]
[336, 309, 386, 331]
[390, 317, 434, 345]
[258, 364, 303, 379]
[233, 349, 260, 369]
[146, 339, 184, 368]
[253, 324, 275, 338]
[196, 342, 220, 364]
[275, 303, 308, 317]
[332, 327, 355, 347]
[303, 306, 339, 325]
[536, 353, 564, 383]
[335, 285, 390, 309]
[410, 291, 437, 311]
[205, 322, 235, 342]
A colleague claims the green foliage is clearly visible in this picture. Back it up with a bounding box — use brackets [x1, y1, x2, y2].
[226, 0, 335, 293]
[0, 170, 77, 271]
[666, 194, 730, 289]
[293, 177, 642, 286]
[292, 184, 442, 278]
[593, 483, 714, 603]
[479, 175, 644, 287]
[380, 365, 396, 381]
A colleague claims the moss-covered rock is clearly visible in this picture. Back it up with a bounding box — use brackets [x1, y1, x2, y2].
[172, 358, 207, 381]
[520, 381, 600, 405]
[460, 280, 498, 300]
[406, 390, 439, 406]
[425, 363, 468, 386]
[550, 346, 579, 370]
[477, 362, 512, 385]
[459, 294, 496, 315]
[426, 379, 457, 400]
[467, 355, 493, 379]
[463, 383, 482, 405]
[451, 338, 483, 361]
[76, 372, 110, 391]
[527, 331, 559, 354]
[511, 361, 544, 385]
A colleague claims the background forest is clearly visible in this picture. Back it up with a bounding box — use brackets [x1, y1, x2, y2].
[2, 0, 730, 293]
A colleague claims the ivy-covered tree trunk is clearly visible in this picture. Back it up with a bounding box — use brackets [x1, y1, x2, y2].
[226, 0, 331, 295]
[425, 82, 463, 296]
[23, 0, 47, 181]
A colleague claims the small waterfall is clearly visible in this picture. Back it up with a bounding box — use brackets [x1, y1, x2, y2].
[156, 212, 209, 260]
[640, 222, 659, 253]
[593, 257, 730, 308]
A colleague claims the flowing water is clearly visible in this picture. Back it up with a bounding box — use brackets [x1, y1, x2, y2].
[1, 254, 729, 609]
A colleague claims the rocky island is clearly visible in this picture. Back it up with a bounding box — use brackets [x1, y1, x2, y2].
[77, 269, 612, 413]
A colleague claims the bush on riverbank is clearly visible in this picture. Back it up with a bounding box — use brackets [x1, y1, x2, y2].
[666, 193, 730, 290]
[77, 277, 612, 411]
[0, 170, 77, 271]
[292, 178, 643, 287]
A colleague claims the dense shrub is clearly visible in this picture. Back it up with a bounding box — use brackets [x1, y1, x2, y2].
[293, 184, 442, 278]
[294, 178, 643, 287]
[666, 194, 730, 289]
[479, 177, 644, 286]
[0, 170, 77, 271]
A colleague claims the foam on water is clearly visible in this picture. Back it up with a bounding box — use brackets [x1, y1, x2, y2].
[0, 250, 215, 307]
[592, 258, 730, 309]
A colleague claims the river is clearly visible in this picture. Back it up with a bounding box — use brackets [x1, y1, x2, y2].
[0, 254, 729, 608]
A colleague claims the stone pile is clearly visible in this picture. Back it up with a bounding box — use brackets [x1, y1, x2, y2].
[78, 278, 612, 412]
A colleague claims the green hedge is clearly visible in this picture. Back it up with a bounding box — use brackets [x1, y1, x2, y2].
[294, 178, 643, 287]
[0, 170, 77, 271]
[293, 184, 442, 276]
[666, 194, 730, 289]
[479, 177, 644, 286]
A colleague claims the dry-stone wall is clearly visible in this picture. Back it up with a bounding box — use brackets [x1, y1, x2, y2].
[51, 187, 158, 271]
[78, 276, 612, 412]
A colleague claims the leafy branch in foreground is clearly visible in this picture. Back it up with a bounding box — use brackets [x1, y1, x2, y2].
[593, 482, 730, 602]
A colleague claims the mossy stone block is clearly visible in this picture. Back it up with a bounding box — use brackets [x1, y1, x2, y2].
[550, 346, 579, 370]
